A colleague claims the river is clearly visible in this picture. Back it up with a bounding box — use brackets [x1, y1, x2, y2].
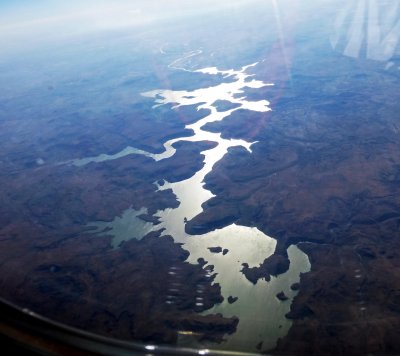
[74, 60, 311, 352]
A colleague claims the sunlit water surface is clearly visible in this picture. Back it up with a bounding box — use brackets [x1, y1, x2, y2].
[74, 62, 311, 352]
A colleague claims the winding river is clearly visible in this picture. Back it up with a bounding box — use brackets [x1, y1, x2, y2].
[75, 60, 311, 352]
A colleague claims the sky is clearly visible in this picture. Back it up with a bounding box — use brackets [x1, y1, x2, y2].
[0, 0, 268, 56]
[0, 0, 260, 35]
[3, 0, 397, 63]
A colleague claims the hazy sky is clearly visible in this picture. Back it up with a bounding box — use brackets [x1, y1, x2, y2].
[0, 0, 266, 55]
[0, 0, 259, 35]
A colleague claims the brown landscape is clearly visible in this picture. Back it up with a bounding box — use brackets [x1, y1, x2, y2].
[186, 59, 400, 354]
[1, 5, 400, 352]
[0, 103, 236, 344]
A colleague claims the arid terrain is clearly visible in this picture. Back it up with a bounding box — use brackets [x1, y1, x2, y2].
[0, 101, 236, 343]
[188, 59, 400, 354]
[1, 1, 400, 353]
